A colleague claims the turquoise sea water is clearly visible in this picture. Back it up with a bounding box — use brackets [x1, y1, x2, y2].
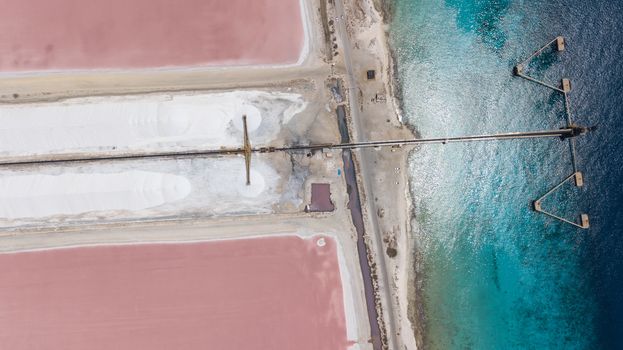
[390, 0, 623, 349]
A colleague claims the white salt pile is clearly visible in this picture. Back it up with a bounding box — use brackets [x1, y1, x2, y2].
[0, 156, 284, 226]
[0, 171, 191, 219]
[0, 91, 306, 160]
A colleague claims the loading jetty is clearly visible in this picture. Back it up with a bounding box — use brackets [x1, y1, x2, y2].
[514, 36, 590, 229]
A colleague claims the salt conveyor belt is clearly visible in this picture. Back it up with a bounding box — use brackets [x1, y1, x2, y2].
[0, 91, 306, 160]
[0, 0, 306, 72]
[0, 236, 358, 350]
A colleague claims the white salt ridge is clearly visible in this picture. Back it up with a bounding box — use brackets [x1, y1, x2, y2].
[0, 171, 191, 219]
[0, 91, 306, 159]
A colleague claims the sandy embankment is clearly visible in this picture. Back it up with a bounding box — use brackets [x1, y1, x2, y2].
[337, 0, 419, 348]
[368, 4, 422, 349]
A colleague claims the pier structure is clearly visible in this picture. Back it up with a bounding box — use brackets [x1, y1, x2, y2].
[513, 36, 590, 229]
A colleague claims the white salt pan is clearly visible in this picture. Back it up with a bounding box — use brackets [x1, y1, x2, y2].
[0, 171, 191, 219]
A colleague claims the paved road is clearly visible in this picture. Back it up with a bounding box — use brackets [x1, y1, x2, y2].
[332, 1, 400, 349]
[341, 147, 383, 350]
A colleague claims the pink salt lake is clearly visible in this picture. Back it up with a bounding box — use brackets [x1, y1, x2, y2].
[0, 0, 304, 71]
[0, 236, 351, 349]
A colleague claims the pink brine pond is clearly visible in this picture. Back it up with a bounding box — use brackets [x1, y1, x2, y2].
[0, 0, 305, 72]
[0, 236, 353, 350]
